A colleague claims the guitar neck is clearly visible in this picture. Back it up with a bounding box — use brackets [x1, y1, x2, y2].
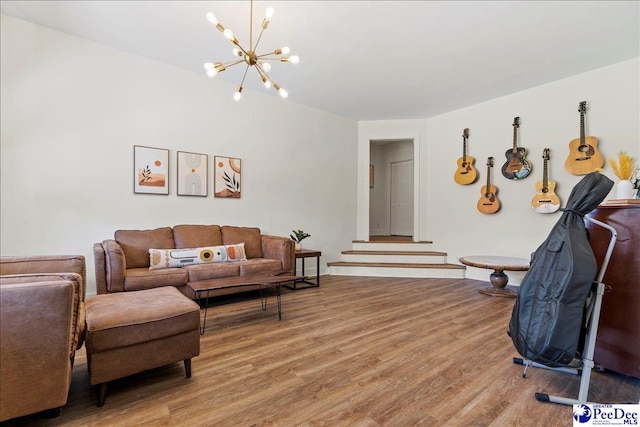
[486, 164, 491, 188]
[512, 127, 518, 153]
[543, 158, 549, 189]
[462, 136, 467, 161]
[580, 111, 586, 145]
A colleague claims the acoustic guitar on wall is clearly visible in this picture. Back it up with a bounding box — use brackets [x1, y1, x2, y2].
[477, 157, 501, 214]
[501, 116, 532, 180]
[564, 101, 604, 175]
[531, 148, 561, 214]
[454, 128, 478, 185]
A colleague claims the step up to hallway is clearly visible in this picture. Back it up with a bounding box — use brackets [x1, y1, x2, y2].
[328, 240, 465, 279]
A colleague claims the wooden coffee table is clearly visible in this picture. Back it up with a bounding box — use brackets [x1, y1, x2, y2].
[459, 255, 530, 298]
[188, 274, 303, 334]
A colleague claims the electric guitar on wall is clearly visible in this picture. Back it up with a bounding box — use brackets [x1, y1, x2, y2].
[501, 116, 532, 180]
[454, 128, 478, 185]
[564, 101, 604, 175]
[531, 148, 561, 213]
[477, 157, 501, 214]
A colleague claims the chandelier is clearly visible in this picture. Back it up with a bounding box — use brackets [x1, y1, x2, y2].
[204, 1, 299, 101]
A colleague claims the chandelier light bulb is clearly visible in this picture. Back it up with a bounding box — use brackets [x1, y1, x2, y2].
[278, 87, 288, 99]
[204, 62, 214, 70]
[266, 7, 274, 19]
[232, 48, 242, 57]
[234, 86, 243, 101]
[289, 55, 300, 64]
[281, 46, 290, 55]
[206, 69, 217, 77]
[261, 76, 272, 89]
[223, 28, 234, 40]
[261, 62, 271, 72]
[206, 12, 218, 26]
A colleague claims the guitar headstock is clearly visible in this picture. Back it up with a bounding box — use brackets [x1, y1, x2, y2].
[578, 101, 588, 113]
[512, 117, 520, 128]
[462, 128, 469, 139]
[487, 156, 494, 167]
[542, 148, 550, 160]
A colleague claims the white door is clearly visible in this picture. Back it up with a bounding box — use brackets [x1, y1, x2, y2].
[390, 160, 413, 236]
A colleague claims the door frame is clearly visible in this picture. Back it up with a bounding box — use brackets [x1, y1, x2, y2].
[358, 129, 420, 242]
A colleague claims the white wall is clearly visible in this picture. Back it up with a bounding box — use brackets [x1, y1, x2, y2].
[360, 58, 640, 284]
[0, 15, 358, 294]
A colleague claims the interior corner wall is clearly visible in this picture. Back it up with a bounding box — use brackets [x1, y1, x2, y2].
[358, 58, 639, 285]
[0, 14, 358, 295]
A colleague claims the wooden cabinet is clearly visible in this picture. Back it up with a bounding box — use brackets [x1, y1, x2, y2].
[585, 203, 639, 379]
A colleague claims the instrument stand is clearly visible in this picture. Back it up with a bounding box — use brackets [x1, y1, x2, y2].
[513, 216, 618, 406]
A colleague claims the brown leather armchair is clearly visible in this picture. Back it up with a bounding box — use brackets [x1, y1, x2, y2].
[0, 255, 86, 422]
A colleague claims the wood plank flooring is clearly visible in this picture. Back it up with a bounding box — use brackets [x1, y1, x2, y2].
[5, 276, 639, 426]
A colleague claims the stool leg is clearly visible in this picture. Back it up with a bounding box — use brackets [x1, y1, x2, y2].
[184, 359, 192, 378]
[97, 383, 107, 407]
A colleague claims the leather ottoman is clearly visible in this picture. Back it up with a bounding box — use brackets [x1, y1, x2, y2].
[85, 286, 200, 406]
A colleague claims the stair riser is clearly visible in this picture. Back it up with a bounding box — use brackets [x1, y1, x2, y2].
[328, 266, 465, 279]
[352, 242, 433, 251]
[341, 254, 447, 264]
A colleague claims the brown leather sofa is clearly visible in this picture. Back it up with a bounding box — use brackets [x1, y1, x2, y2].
[0, 255, 86, 422]
[94, 225, 295, 298]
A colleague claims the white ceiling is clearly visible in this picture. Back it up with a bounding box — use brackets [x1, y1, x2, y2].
[2, 1, 639, 121]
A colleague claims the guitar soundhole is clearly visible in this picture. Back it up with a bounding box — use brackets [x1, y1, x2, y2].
[579, 144, 595, 155]
[542, 188, 549, 193]
[485, 193, 494, 202]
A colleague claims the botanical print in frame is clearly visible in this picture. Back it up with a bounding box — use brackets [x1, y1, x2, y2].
[177, 151, 208, 197]
[133, 145, 169, 195]
[214, 156, 241, 198]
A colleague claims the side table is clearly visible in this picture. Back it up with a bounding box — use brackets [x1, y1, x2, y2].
[459, 255, 530, 298]
[286, 249, 321, 290]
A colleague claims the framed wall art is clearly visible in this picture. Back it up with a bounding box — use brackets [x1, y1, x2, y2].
[177, 151, 208, 197]
[214, 156, 241, 198]
[133, 145, 169, 195]
[369, 165, 374, 188]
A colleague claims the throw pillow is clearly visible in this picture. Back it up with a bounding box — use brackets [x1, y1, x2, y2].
[149, 243, 246, 270]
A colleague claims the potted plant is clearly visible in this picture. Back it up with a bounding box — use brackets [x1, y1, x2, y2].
[290, 229, 310, 251]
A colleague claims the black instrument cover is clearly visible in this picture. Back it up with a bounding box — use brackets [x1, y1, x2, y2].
[508, 172, 614, 367]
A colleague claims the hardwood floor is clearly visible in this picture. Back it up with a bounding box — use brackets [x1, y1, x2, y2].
[5, 276, 639, 426]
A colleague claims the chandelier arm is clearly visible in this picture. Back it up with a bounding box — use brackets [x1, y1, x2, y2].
[222, 59, 246, 69]
[239, 63, 251, 88]
[254, 62, 271, 78]
[253, 26, 267, 53]
[255, 54, 278, 60]
[254, 64, 271, 82]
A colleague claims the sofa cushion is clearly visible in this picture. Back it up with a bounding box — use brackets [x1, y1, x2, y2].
[238, 258, 283, 276]
[123, 267, 188, 291]
[221, 226, 263, 259]
[149, 244, 247, 270]
[115, 227, 174, 269]
[184, 263, 240, 282]
[173, 225, 223, 249]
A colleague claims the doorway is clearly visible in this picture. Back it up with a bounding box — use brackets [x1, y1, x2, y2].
[369, 139, 415, 238]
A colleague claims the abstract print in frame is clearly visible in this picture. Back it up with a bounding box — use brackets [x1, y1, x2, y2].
[214, 156, 241, 198]
[177, 151, 208, 197]
[133, 145, 169, 195]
